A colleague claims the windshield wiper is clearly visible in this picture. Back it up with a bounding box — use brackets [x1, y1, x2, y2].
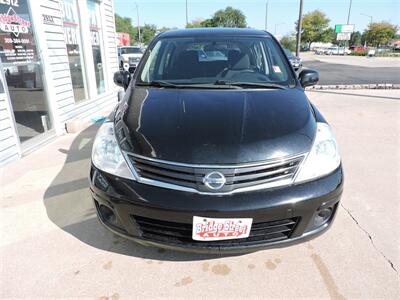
[137, 81, 241, 89]
[137, 80, 180, 88]
[214, 80, 288, 89]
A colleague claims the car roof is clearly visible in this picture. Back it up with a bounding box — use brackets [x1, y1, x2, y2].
[158, 28, 271, 38]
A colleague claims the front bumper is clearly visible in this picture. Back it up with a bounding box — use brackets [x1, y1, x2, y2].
[89, 165, 343, 254]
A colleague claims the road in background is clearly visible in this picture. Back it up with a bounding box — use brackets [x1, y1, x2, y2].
[301, 53, 400, 85]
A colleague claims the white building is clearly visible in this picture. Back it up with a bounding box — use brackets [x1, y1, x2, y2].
[0, 0, 119, 166]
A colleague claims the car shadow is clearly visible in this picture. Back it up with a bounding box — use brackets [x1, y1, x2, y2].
[43, 124, 238, 261]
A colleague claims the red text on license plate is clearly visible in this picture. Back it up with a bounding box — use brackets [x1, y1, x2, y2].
[192, 216, 253, 241]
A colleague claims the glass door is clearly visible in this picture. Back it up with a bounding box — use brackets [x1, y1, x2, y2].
[0, 0, 52, 144]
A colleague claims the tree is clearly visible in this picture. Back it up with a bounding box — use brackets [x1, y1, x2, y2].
[320, 28, 336, 43]
[280, 35, 296, 51]
[363, 22, 398, 47]
[201, 7, 247, 28]
[115, 14, 138, 45]
[186, 18, 204, 28]
[350, 31, 362, 46]
[140, 24, 157, 45]
[297, 10, 330, 46]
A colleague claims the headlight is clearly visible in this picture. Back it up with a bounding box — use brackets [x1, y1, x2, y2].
[295, 122, 341, 183]
[91, 122, 134, 180]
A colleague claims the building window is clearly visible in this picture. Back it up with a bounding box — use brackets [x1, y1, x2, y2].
[61, 0, 87, 102]
[0, 0, 52, 143]
[87, 0, 105, 94]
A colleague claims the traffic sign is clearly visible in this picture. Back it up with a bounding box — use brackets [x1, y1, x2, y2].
[336, 32, 351, 41]
[335, 24, 355, 33]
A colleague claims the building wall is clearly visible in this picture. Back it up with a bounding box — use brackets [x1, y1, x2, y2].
[0, 0, 119, 167]
[0, 75, 20, 165]
[37, 0, 119, 130]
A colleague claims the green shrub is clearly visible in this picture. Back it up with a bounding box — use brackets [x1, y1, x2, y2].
[350, 51, 368, 56]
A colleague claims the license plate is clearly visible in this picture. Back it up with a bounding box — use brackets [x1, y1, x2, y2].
[192, 216, 253, 241]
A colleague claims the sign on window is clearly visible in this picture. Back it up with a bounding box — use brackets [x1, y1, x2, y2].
[0, 0, 37, 64]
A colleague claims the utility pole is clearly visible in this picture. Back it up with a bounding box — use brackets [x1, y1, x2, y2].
[186, 0, 188, 27]
[360, 13, 373, 47]
[295, 0, 303, 57]
[265, 1, 269, 31]
[135, 3, 141, 44]
[347, 0, 352, 24]
[345, 0, 352, 50]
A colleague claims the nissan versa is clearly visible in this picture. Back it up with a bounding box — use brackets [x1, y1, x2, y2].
[90, 28, 343, 253]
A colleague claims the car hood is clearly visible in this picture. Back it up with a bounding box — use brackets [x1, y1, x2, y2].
[118, 87, 316, 164]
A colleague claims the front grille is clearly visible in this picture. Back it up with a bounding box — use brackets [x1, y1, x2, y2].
[132, 215, 300, 247]
[127, 154, 304, 193]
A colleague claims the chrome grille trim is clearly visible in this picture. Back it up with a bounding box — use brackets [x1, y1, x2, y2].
[122, 152, 306, 195]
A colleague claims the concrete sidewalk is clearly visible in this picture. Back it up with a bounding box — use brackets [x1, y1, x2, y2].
[1, 89, 399, 299]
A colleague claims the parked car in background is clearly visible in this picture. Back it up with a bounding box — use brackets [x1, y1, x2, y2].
[118, 46, 144, 73]
[349, 46, 367, 52]
[283, 48, 302, 72]
[324, 46, 351, 55]
[92, 28, 343, 253]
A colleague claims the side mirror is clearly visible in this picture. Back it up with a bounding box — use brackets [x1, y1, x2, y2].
[113, 70, 131, 90]
[299, 69, 319, 88]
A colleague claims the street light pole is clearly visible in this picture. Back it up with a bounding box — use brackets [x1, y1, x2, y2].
[360, 13, 373, 25]
[265, 1, 269, 31]
[135, 3, 141, 44]
[295, 0, 303, 57]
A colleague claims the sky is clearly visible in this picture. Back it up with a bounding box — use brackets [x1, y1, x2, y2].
[114, 0, 400, 36]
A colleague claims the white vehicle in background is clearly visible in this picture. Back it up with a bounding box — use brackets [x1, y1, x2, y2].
[324, 46, 351, 55]
[118, 46, 144, 72]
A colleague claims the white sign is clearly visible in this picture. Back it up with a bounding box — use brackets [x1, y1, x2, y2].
[336, 32, 351, 41]
[341, 24, 355, 33]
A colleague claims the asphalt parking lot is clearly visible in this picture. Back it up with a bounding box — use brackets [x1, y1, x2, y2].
[1, 89, 399, 299]
[301, 53, 400, 85]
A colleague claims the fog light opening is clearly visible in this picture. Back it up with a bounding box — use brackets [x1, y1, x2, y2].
[99, 205, 117, 225]
[314, 207, 333, 227]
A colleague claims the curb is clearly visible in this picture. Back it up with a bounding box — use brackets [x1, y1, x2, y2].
[307, 83, 400, 90]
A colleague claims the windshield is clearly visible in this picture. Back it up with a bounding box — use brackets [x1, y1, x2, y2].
[121, 47, 143, 54]
[138, 36, 296, 87]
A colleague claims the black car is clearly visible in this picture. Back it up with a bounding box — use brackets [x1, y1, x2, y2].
[283, 48, 303, 72]
[90, 28, 343, 253]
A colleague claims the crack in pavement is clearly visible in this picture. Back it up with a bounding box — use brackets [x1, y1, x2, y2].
[340, 203, 399, 277]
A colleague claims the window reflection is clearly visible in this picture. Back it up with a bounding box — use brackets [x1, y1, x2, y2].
[62, 0, 86, 102]
[87, 0, 105, 94]
[0, 0, 51, 143]
[4, 64, 51, 142]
